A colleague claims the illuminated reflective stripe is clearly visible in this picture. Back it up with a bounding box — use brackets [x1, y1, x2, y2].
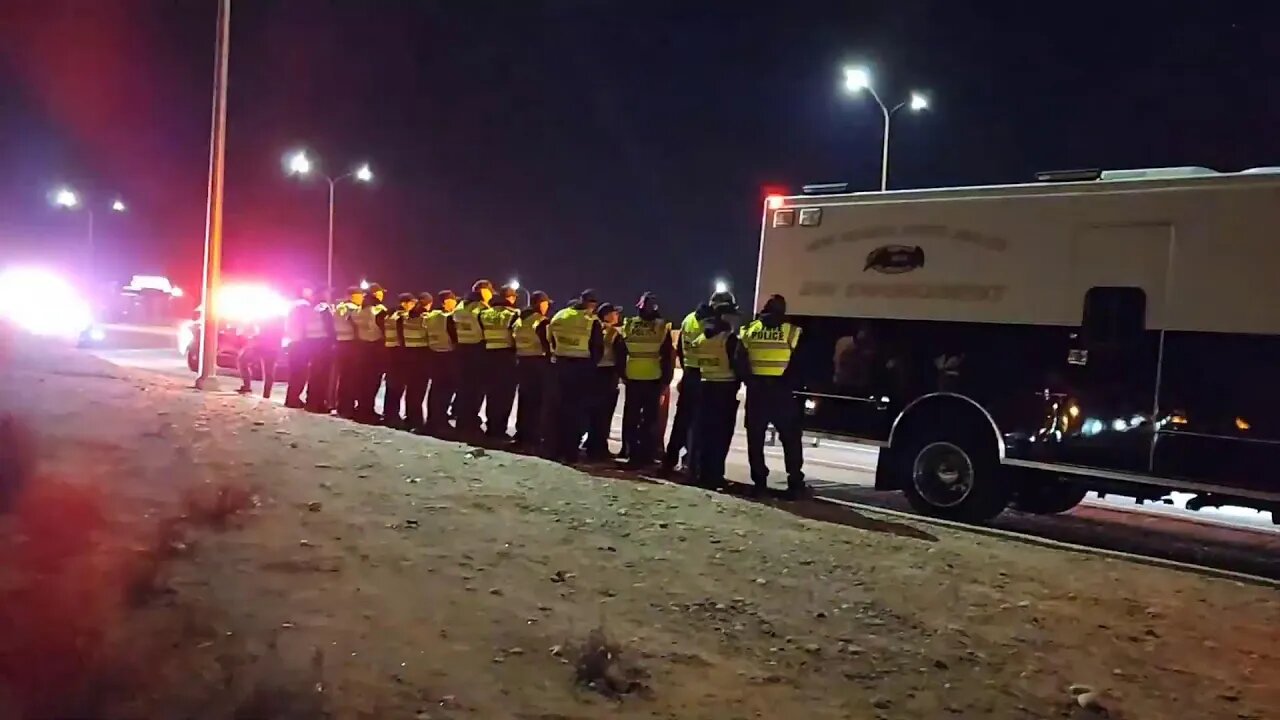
[424, 311, 454, 352]
[740, 321, 800, 377]
[334, 301, 359, 341]
[452, 302, 485, 345]
[549, 307, 594, 358]
[514, 313, 546, 356]
[480, 307, 517, 349]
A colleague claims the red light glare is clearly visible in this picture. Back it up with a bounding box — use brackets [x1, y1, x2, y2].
[766, 195, 785, 210]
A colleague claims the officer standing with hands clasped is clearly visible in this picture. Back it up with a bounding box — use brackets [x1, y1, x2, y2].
[284, 283, 334, 411]
[423, 290, 459, 436]
[690, 291, 741, 490]
[480, 285, 520, 442]
[547, 290, 603, 463]
[513, 290, 552, 450]
[452, 280, 492, 438]
[663, 301, 712, 476]
[735, 293, 808, 498]
[621, 291, 674, 468]
[382, 293, 417, 428]
[585, 302, 626, 461]
[353, 287, 387, 423]
[400, 292, 432, 432]
[333, 285, 364, 418]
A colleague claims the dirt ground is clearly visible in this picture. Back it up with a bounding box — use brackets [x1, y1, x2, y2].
[0, 332, 1276, 719]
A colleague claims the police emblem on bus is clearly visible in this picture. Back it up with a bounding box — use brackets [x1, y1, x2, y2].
[864, 245, 925, 274]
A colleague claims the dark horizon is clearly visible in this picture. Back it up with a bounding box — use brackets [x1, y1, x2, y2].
[2, 1, 1277, 312]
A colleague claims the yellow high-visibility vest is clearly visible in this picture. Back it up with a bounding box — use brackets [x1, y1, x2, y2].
[480, 306, 517, 350]
[549, 307, 597, 359]
[679, 311, 703, 370]
[622, 316, 669, 381]
[514, 312, 547, 357]
[334, 300, 360, 342]
[402, 312, 429, 348]
[451, 301, 486, 345]
[355, 304, 386, 342]
[693, 332, 734, 381]
[599, 324, 620, 368]
[384, 309, 409, 348]
[739, 320, 800, 377]
[306, 303, 333, 339]
[424, 310, 454, 352]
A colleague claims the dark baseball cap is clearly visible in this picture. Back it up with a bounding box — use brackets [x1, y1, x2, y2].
[472, 279, 494, 292]
[596, 302, 620, 317]
[530, 290, 551, 305]
[417, 291, 434, 304]
[578, 288, 599, 304]
[435, 290, 456, 303]
[397, 292, 415, 303]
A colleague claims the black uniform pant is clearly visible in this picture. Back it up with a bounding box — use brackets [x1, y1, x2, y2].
[383, 347, 408, 427]
[307, 340, 334, 411]
[622, 379, 663, 464]
[237, 344, 278, 397]
[454, 344, 486, 433]
[426, 350, 458, 433]
[355, 341, 383, 420]
[515, 356, 548, 447]
[585, 367, 620, 459]
[663, 368, 702, 472]
[744, 377, 805, 488]
[403, 347, 430, 430]
[335, 341, 361, 417]
[284, 340, 313, 408]
[483, 350, 517, 439]
[552, 358, 593, 463]
[696, 380, 739, 487]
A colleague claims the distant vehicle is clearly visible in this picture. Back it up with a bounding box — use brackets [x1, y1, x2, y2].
[103, 274, 187, 325]
[178, 283, 292, 376]
[0, 265, 102, 345]
[756, 166, 1280, 523]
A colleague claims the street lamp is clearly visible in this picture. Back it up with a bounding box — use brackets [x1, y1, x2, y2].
[842, 65, 929, 191]
[286, 150, 374, 292]
[714, 279, 729, 295]
[507, 277, 531, 307]
[51, 186, 126, 285]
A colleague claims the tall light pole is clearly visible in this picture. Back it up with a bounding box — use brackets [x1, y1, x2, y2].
[842, 66, 929, 191]
[196, 0, 232, 391]
[286, 151, 373, 292]
[52, 187, 126, 287]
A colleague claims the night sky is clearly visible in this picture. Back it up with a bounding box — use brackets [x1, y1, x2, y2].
[1, 1, 1277, 313]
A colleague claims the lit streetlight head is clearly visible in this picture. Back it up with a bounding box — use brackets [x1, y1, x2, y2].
[909, 92, 929, 111]
[714, 279, 729, 294]
[508, 278, 520, 291]
[844, 66, 871, 92]
[355, 163, 374, 183]
[54, 187, 79, 209]
[359, 279, 370, 291]
[111, 199, 127, 212]
[287, 151, 313, 176]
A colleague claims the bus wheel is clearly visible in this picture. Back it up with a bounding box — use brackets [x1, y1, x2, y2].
[901, 429, 1008, 523]
[1011, 482, 1086, 515]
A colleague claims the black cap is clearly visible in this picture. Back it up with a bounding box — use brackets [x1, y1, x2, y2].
[709, 290, 737, 307]
[596, 302, 620, 317]
[417, 291, 434, 304]
[346, 285, 362, 296]
[397, 292, 415, 303]
[761, 293, 787, 315]
[368, 283, 385, 294]
[500, 285, 518, 298]
[578, 288, 599, 304]
[636, 291, 658, 310]
[472, 279, 494, 292]
[530, 290, 551, 305]
[436, 290, 456, 303]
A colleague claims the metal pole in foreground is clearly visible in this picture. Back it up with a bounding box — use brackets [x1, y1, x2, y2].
[196, 0, 232, 391]
[879, 100, 891, 192]
[326, 177, 336, 294]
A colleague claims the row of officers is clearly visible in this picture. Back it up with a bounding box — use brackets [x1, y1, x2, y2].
[255, 279, 808, 497]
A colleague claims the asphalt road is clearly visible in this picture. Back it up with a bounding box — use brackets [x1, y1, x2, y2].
[89, 323, 1280, 581]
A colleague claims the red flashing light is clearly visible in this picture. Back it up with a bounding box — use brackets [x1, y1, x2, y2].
[766, 195, 785, 210]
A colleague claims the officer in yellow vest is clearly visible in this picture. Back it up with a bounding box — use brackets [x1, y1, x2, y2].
[513, 290, 552, 450]
[451, 280, 493, 436]
[284, 283, 335, 412]
[621, 292, 674, 467]
[585, 303, 627, 461]
[547, 290, 603, 463]
[382, 293, 417, 428]
[479, 286, 520, 442]
[400, 292, 432, 432]
[423, 290, 459, 436]
[662, 301, 713, 475]
[353, 289, 388, 423]
[690, 295, 742, 489]
[734, 294, 806, 497]
[333, 285, 365, 419]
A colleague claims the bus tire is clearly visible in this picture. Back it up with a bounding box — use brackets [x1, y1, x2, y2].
[900, 426, 1008, 523]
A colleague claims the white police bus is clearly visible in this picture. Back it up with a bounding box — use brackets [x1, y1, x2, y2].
[756, 166, 1280, 523]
